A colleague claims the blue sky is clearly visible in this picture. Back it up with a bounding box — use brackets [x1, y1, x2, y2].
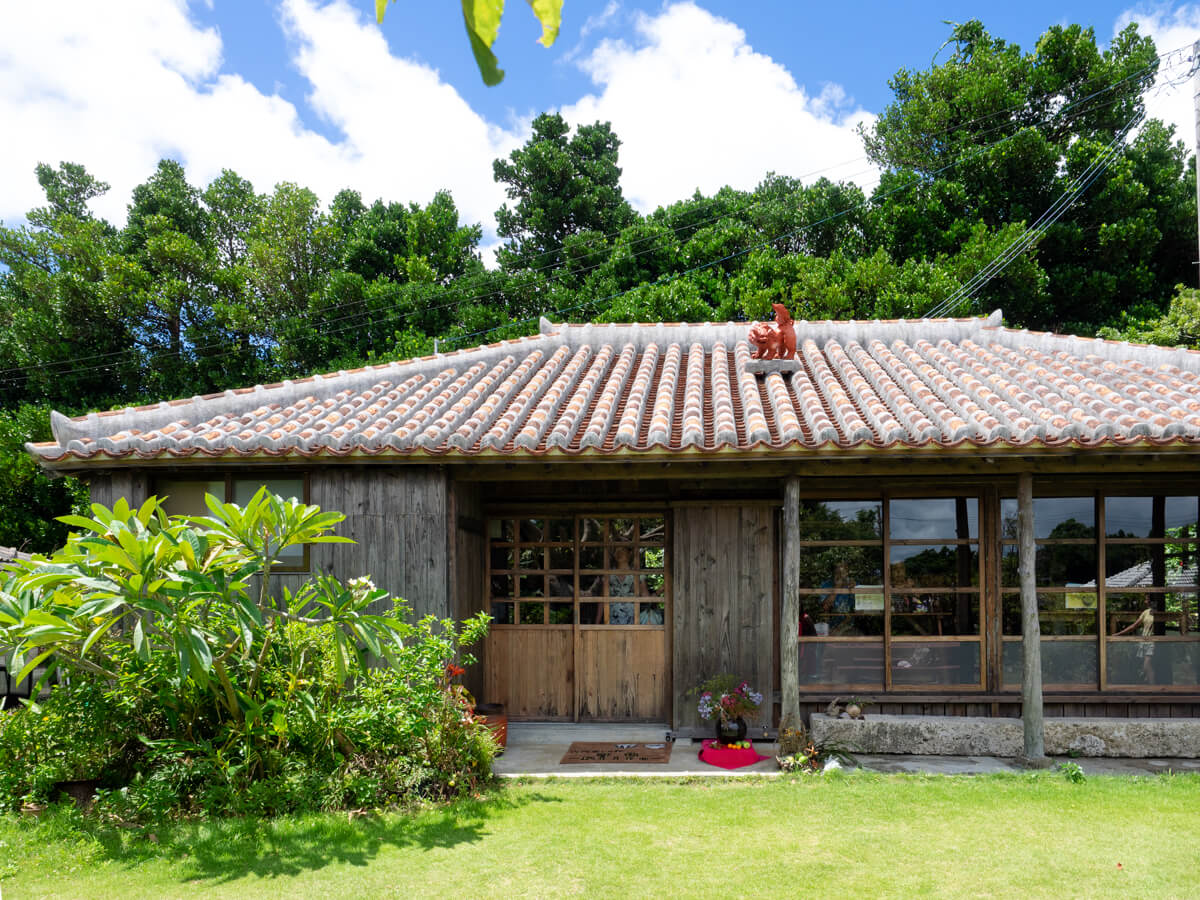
[2, 1, 1198, 253]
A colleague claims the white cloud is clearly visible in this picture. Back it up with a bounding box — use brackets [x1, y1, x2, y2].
[558, 2, 876, 213]
[0, 0, 874, 254]
[0, 0, 522, 233]
[1115, 4, 1200, 143]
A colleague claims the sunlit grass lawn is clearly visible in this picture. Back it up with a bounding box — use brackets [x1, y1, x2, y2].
[5, 772, 1199, 899]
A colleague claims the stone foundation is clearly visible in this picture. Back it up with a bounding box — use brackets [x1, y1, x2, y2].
[809, 713, 1200, 758]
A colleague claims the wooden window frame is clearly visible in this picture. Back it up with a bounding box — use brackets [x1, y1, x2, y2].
[152, 472, 311, 573]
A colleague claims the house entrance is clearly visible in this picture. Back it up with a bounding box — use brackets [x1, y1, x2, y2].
[483, 514, 669, 721]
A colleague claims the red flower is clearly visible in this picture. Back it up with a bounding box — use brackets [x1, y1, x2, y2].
[445, 663, 466, 678]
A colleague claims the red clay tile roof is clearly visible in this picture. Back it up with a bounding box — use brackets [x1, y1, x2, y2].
[27, 311, 1200, 468]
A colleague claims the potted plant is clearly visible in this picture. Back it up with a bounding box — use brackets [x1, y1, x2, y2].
[694, 674, 763, 746]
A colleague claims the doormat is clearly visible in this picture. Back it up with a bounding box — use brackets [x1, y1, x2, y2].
[560, 741, 673, 764]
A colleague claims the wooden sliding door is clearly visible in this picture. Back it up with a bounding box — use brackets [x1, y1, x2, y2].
[483, 513, 669, 721]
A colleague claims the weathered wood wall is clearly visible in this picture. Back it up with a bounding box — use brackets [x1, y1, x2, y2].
[672, 504, 776, 732]
[88, 471, 150, 511]
[451, 479, 486, 701]
[89, 466, 453, 620]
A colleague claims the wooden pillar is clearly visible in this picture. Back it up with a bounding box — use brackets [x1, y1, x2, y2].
[780, 477, 801, 731]
[1018, 473, 1046, 762]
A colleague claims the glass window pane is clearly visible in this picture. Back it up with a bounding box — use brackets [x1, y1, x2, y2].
[609, 574, 637, 597]
[609, 518, 635, 542]
[638, 547, 665, 570]
[610, 602, 635, 624]
[1001, 544, 1097, 588]
[547, 519, 573, 542]
[548, 575, 574, 597]
[580, 546, 603, 570]
[798, 547, 883, 589]
[547, 602, 573, 624]
[800, 595, 884, 636]
[1107, 640, 1200, 686]
[519, 518, 544, 542]
[518, 575, 544, 598]
[891, 641, 980, 686]
[889, 497, 977, 540]
[1105, 544, 1197, 588]
[518, 548, 542, 570]
[548, 546, 573, 569]
[640, 517, 666, 543]
[1001, 592, 1098, 636]
[157, 479, 225, 517]
[487, 519, 512, 540]
[638, 602, 665, 625]
[518, 601, 545, 624]
[891, 594, 980, 636]
[580, 602, 604, 623]
[579, 517, 604, 542]
[798, 500, 883, 540]
[1106, 496, 1199, 539]
[490, 575, 513, 598]
[891, 545, 979, 588]
[639, 574, 665, 597]
[608, 545, 637, 570]
[1003, 640, 1099, 688]
[1107, 592, 1197, 636]
[490, 547, 514, 571]
[1000, 497, 1095, 540]
[798, 640, 883, 688]
[489, 601, 514, 624]
[579, 574, 603, 596]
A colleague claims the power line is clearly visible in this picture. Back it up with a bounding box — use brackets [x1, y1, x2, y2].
[922, 109, 1148, 319]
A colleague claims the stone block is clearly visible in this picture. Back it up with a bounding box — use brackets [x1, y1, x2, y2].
[809, 713, 1200, 758]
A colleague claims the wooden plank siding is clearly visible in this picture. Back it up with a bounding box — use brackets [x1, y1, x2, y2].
[451, 480, 486, 702]
[89, 466, 454, 621]
[671, 504, 775, 733]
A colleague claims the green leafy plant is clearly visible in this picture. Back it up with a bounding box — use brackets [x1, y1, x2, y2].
[1056, 761, 1086, 784]
[0, 492, 495, 816]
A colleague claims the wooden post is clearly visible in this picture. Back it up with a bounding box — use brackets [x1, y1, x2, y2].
[780, 477, 801, 732]
[1017, 473, 1046, 762]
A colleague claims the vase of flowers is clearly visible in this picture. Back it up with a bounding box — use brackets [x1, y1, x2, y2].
[694, 675, 763, 746]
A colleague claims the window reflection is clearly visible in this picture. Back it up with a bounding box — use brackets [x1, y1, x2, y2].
[798, 500, 882, 540]
[1105, 496, 1200, 539]
[1000, 497, 1095, 540]
[890, 498, 977, 540]
[890, 545, 979, 588]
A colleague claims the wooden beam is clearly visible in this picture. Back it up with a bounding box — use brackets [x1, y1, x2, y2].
[780, 477, 801, 733]
[1018, 473, 1047, 762]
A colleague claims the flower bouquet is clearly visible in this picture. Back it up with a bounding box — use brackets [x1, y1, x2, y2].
[694, 674, 763, 746]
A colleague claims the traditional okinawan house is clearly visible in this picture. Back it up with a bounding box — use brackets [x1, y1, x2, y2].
[24, 310, 1200, 742]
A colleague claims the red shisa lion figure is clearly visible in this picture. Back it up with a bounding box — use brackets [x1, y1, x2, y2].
[748, 302, 797, 360]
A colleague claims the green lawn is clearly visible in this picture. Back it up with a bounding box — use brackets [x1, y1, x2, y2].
[4, 773, 1199, 899]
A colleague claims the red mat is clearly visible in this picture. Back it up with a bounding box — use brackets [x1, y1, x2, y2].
[698, 739, 771, 770]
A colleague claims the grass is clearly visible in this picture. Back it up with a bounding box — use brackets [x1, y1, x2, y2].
[4, 772, 1200, 899]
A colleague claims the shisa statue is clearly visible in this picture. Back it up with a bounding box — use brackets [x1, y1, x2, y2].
[748, 302, 797, 360]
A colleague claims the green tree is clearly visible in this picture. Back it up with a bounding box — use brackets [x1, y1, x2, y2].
[494, 113, 636, 273]
[862, 19, 1189, 330]
[0, 163, 134, 406]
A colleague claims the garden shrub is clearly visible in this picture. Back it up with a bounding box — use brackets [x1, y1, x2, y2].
[0, 492, 494, 818]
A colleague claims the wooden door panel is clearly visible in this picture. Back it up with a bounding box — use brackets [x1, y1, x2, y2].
[577, 628, 667, 720]
[483, 628, 573, 719]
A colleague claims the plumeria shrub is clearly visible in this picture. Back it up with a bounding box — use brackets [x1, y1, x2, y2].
[0, 492, 493, 816]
